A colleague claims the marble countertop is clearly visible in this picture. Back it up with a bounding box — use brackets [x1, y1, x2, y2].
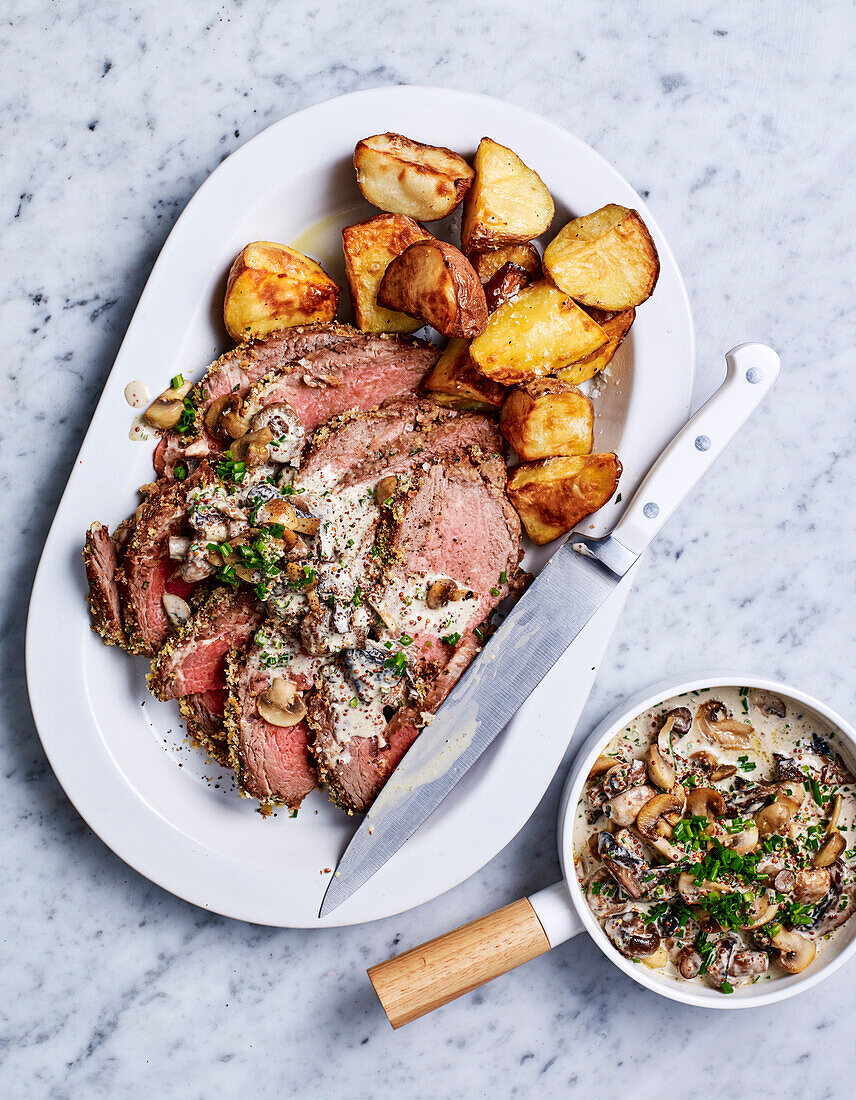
[3, 0, 855, 1095]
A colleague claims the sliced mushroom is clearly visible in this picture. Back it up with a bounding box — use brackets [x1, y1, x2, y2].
[143, 379, 193, 430]
[810, 882, 856, 936]
[426, 578, 465, 610]
[726, 783, 775, 814]
[162, 593, 191, 627]
[605, 784, 656, 828]
[231, 425, 275, 467]
[255, 497, 320, 536]
[645, 743, 676, 790]
[739, 894, 779, 930]
[772, 868, 796, 894]
[677, 946, 703, 979]
[813, 832, 845, 868]
[696, 699, 754, 749]
[686, 786, 727, 822]
[597, 831, 651, 899]
[256, 677, 306, 727]
[248, 402, 305, 464]
[375, 475, 399, 507]
[677, 871, 740, 906]
[204, 393, 248, 441]
[723, 822, 759, 855]
[755, 800, 793, 839]
[585, 869, 627, 918]
[771, 928, 816, 974]
[602, 759, 648, 799]
[794, 868, 831, 905]
[604, 912, 661, 959]
[752, 690, 787, 718]
[641, 942, 669, 969]
[588, 754, 620, 781]
[689, 750, 718, 777]
[826, 793, 843, 833]
[636, 792, 682, 840]
[774, 781, 805, 811]
[711, 764, 738, 783]
[661, 706, 692, 736]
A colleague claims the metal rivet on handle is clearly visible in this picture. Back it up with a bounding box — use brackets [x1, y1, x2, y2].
[695, 435, 711, 452]
[643, 502, 660, 519]
[746, 367, 763, 384]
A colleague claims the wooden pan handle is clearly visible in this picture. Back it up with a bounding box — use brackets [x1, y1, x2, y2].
[367, 898, 550, 1029]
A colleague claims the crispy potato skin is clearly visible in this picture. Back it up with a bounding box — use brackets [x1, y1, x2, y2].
[507, 453, 622, 544]
[469, 280, 607, 384]
[354, 132, 474, 221]
[468, 242, 542, 284]
[223, 242, 339, 341]
[462, 137, 554, 253]
[500, 379, 593, 461]
[342, 214, 434, 333]
[424, 337, 505, 412]
[483, 262, 532, 312]
[378, 239, 488, 338]
[543, 205, 660, 310]
[557, 307, 635, 385]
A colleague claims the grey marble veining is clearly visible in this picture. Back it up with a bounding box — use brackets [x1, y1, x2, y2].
[3, 0, 856, 1096]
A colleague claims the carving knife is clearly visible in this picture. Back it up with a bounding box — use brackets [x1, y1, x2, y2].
[320, 343, 780, 918]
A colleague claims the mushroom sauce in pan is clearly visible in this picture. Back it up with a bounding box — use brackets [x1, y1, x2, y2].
[573, 688, 856, 993]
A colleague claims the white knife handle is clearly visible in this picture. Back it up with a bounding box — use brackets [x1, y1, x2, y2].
[612, 343, 780, 558]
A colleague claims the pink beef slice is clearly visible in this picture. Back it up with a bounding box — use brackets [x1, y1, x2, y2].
[148, 586, 263, 701]
[83, 522, 127, 647]
[311, 449, 523, 814]
[153, 323, 438, 477]
[226, 648, 319, 809]
[296, 396, 503, 490]
[116, 463, 213, 655]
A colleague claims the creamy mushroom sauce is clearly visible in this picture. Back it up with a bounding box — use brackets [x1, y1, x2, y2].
[172, 447, 475, 759]
[574, 687, 856, 993]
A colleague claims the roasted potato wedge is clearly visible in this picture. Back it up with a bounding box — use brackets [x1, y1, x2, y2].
[543, 205, 659, 310]
[342, 214, 434, 333]
[469, 281, 607, 384]
[378, 239, 488, 338]
[507, 453, 622, 544]
[354, 132, 474, 221]
[500, 379, 593, 461]
[461, 138, 554, 253]
[557, 307, 635, 385]
[423, 337, 505, 413]
[483, 261, 532, 312]
[468, 243, 542, 284]
[224, 241, 339, 341]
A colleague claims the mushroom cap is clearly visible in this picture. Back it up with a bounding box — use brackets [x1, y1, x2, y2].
[755, 799, 793, 838]
[813, 831, 845, 868]
[605, 784, 656, 828]
[635, 791, 682, 840]
[771, 928, 816, 974]
[685, 785, 727, 822]
[645, 743, 676, 790]
[256, 677, 307, 727]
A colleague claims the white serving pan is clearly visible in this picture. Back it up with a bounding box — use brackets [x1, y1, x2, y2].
[25, 87, 694, 927]
[369, 675, 856, 1025]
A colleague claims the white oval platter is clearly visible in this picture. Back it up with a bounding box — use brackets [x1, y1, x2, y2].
[26, 87, 694, 926]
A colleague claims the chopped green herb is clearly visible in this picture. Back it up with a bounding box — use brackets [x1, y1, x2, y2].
[441, 632, 462, 646]
[170, 373, 185, 389]
[173, 462, 187, 481]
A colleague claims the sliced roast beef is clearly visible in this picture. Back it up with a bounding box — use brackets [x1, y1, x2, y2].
[148, 586, 263, 701]
[225, 637, 322, 808]
[297, 396, 502, 490]
[83, 522, 127, 647]
[116, 463, 213, 655]
[179, 686, 229, 765]
[311, 447, 523, 813]
[154, 325, 438, 477]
